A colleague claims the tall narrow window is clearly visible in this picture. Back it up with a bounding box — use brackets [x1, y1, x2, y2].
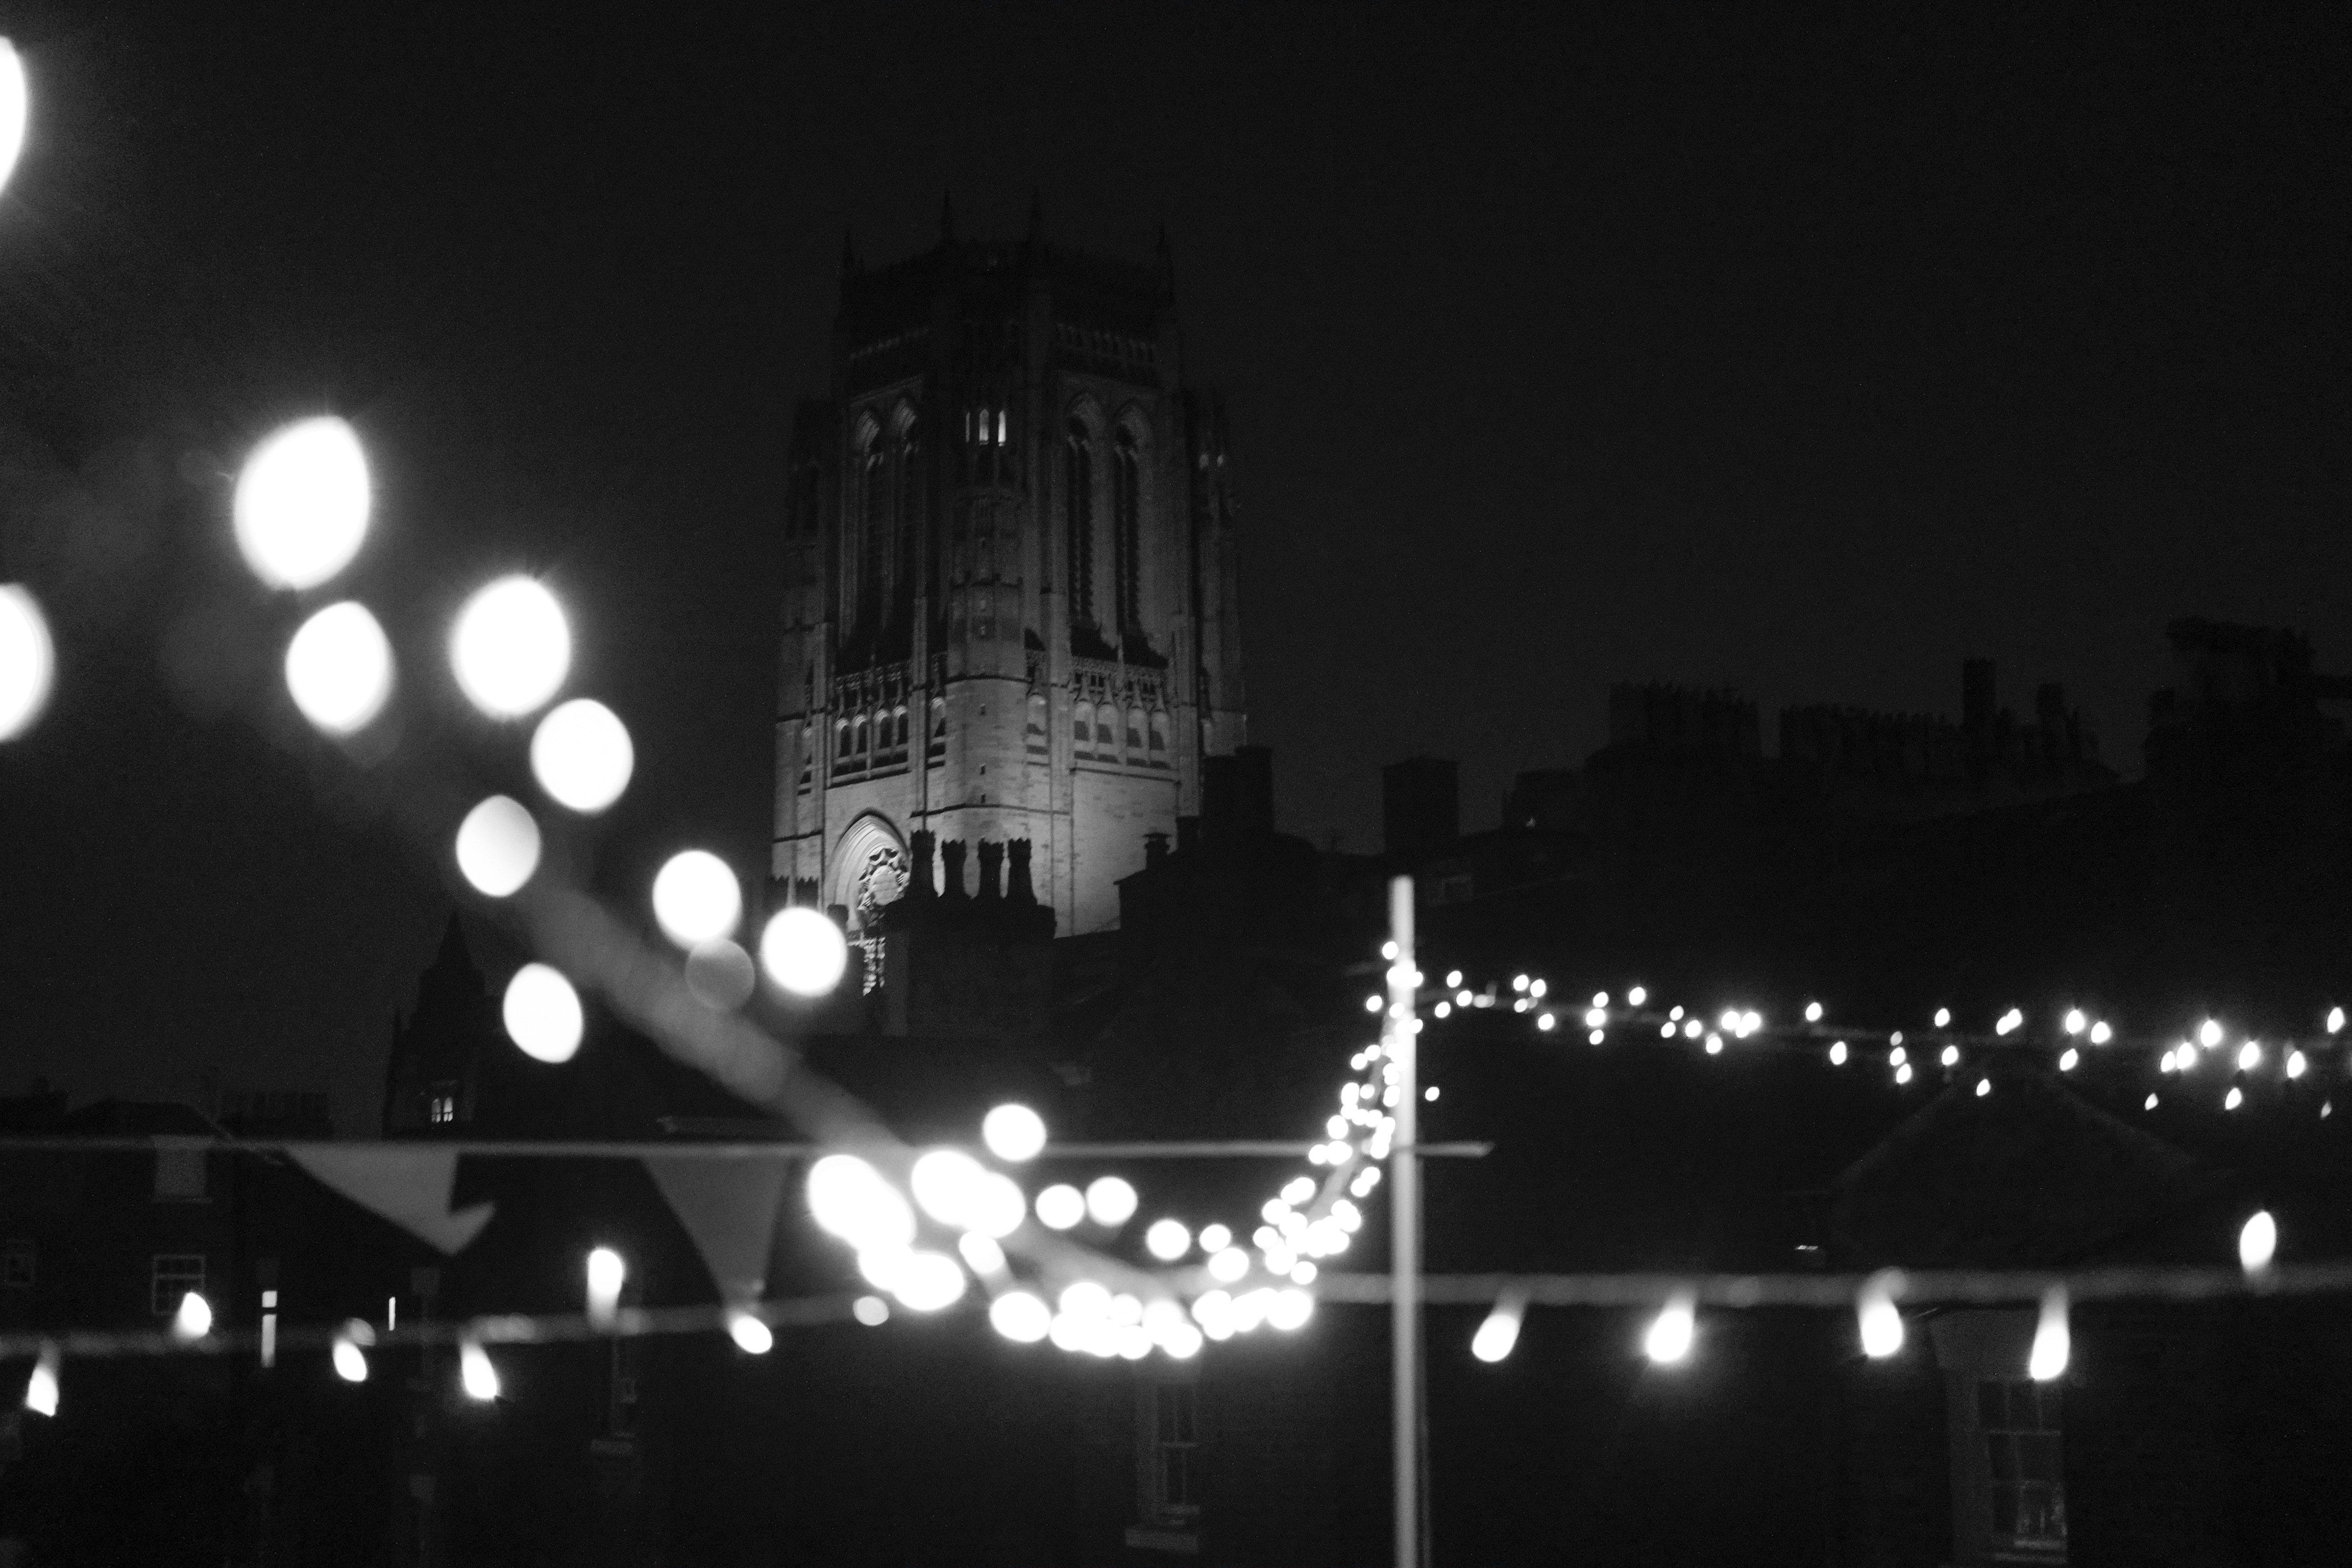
[1073, 702, 1093, 757]
[895, 427, 920, 624]
[858, 438, 886, 631]
[1112, 428, 1141, 635]
[1065, 421, 1095, 624]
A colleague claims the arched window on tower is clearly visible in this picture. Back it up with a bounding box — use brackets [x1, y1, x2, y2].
[1112, 427, 1141, 636]
[895, 422, 920, 624]
[1027, 695, 1049, 758]
[1064, 420, 1095, 625]
[1126, 707, 1145, 756]
[1073, 701, 1093, 759]
[1148, 710, 1170, 767]
[928, 697, 947, 763]
[858, 432, 887, 632]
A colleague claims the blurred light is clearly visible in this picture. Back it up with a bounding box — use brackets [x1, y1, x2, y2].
[1829, 1041, 1848, 1065]
[2064, 1009, 2086, 1035]
[1268, 1289, 1314, 1331]
[172, 1290, 212, 1341]
[2199, 1019, 2223, 1049]
[1199, 1223, 1232, 1253]
[1584, 1007, 1606, 1029]
[1060, 1281, 1113, 1321]
[1208, 1247, 1249, 1283]
[459, 1341, 499, 1400]
[332, 1331, 369, 1383]
[530, 698, 633, 813]
[991, 1291, 1051, 1343]
[911, 1148, 986, 1226]
[585, 1247, 625, 1326]
[0, 584, 55, 740]
[1940, 1045, 1960, 1067]
[1592, 991, 1607, 1007]
[1976, 1079, 1991, 1098]
[503, 963, 584, 1064]
[233, 417, 370, 590]
[1896, 1064, 1914, 1085]
[1290, 1260, 1318, 1284]
[967, 1173, 1026, 1239]
[1512, 975, 1528, 992]
[2330, 1007, 2345, 1035]
[890, 1250, 966, 1312]
[2028, 1289, 2070, 1381]
[1643, 1294, 1695, 1364]
[1534, 1012, 1554, 1032]
[1682, 1020, 1701, 1039]
[1740, 1010, 1761, 1037]
[2174, 1044, 2196, 1073]
[2058, 1049, 2079, 1072]
[1111, 1293, 1144, 1326]
[1471, 1299, 1523, 1363]
[1996, 1008, 2023, 1036]
[22, 1344, 56, 1417]
[1805, 1001, 1824, 1023]
[652, 850, 741, 947]
[1889, 1046, 1907, 1067]
[806, 1154, 915, 1251]
[2287, 1050, 2308, 1079]
[759, 907, 848, 996]
[983, 1103, 1047, 1162]
[2238, 1042, 2262, 1073]
[728, 1312, 773, 1354]
[1145, 1219, 1191, 1262]
[2089, 1021, 2112, 1045]
[1364, 995, 1381, 1013]
[285, 601, 393, 734]
[1280, 1176, 1314, 1206]
[454, 795, 540, 898]
[1857, 1270, 1904, 1358]
[1704, 1035, 1722, 1055]
[1934, 1008, 1951, 1028]
[451, 576, 569, 718]
[684, 939, 756, 1010]
[2241, 1210, 2278, 1274]
[1381, 940, 1397, 960]
[2145, 1093, 2159, 1110]
[957, 1232, 1007, 1277]
[1425, 1086, 1439, 1102]
[1086, 1176, 1139, 1228]
[2225, 1087, 2244, 1111]
[1035, 1184, 1085, 1230]
[1628, 986, 1648, 1006]
[851, 1295, 890, 1326]
[1164, 1323, 1205, 1359]
[0, 40, 24, 196]
[1718, 1010, 1737, 1031]
[1529, 980, 1546, 998]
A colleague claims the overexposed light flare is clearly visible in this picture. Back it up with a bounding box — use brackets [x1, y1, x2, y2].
[759, 906, 848, 996]
[982, 1102, 1047, 1162]
[454, 796, 540, 898]
[1471, 1299, 1523, 1363]
[728, 1312, 773, 1354]
[172, 1291, 212, 1341]
[891, 1250, 967, 1312]
[1857, 1271, 1905, 1359]
[957, 1232, 1007, 1276]
[460, 1341, 499, 1400]
[1035, 1183, 1085, 1230]
[585, 1247, 625, 1326]
[1145, 1219, 1191, 1262]
[851, 1295, 890, 1327]
[2240, 1210, 2277, 1274]
[991, 1291, 1051, 1343]
[652, 850, 741, 948]
[0, 584, 55, 741]
[530, 698, 633, 813]
[285, 601, 393, 735]
[806, 1154, 915, 1252]
[911, 1148, 988, 1228]
[22, 1344, 57, 1416]
[2028, 1289, 2070, 1381]
[233, 417, 370, 590]
[502, 963, 584, 1064]
[451, 576, 569, 718]
[1085, 1175, 1138, 1228]
[1643, 1293, 1695, 1364]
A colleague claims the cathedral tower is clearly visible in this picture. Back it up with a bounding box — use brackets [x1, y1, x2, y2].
[772, 214, 1248, 939]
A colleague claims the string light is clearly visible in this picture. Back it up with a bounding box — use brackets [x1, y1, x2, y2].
[459, 1340, 500, 1400]
[1856, 1270, 1904, 1358]
[1643, 1293, 1696, 1364]
[451, 576, 570, 719]
[957, 1233, 1007, 1277]
[22, 1343, 57, 1417]
[2200, 1019, 2224, 1049]
[530, 698, 634, 814]
[2058, 1049, 2078, 1072]
[1035, 1184, 1084, 1230]
[172, 1291, 212, 1342]
[2089, 1021, 2112, 1044]
[1934, 1009, 1951, 1029]
[2028, 1288, 2070, 1381]
[851, 1296, 890, 1326]
[990, 1291, 1052, 1343]
[333, 1321, 373, 1382]
[0, 584, 56, 741]
[807, 1154, 915, 1252]
[285, 601, 394, 735]
[233, 417, 371, 590]
[1199, 1223, 1232, 1252]
[1085, 1176, 1139, 1228]
[0, 39, 25, 197]
[454, 796, 541, 898]
[651, 851, 742, 948]
[2240, 1211, 2278, 1275]
[502, 963, 584, 1064]
[1145, 1219, 1192, 1262]
[2064, 1009, 2086, 1035]
[981, 1103, 1047, 1162]
[727, 1311, 774, 1354]
[1805, 1001, 1824, 1023]
[758, 907, 848, 996]
[2237, 1042, 2262, 1072]
[1829, 1041, 1848, 1065]
[2225, 1087, 2243, 1111]
[1471, 1295, 1525, 1363]
[585, 1247, 625, 1328]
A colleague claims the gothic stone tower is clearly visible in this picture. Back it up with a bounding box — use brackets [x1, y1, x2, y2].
[771, 208, 1248, 939]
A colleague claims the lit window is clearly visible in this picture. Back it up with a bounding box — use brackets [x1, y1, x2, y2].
[997, 409, 1007, 445]
[151, 1254, 205, 1317]
[1977, 1378, 2066, 1555]
[1140, 1382, 1200, 1524]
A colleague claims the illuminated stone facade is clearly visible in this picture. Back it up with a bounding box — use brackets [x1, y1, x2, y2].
[772, 210, 1248, 938]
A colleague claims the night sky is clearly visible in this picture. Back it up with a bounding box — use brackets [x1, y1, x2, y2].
[0, 6, 2344, 1127]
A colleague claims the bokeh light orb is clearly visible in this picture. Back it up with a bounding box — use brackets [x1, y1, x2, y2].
[451, 576, 569, 719]
[981, 1102, 1047, 1163]
[460, 1342, 500, 1400]
[760, 906, 848, 996]
[233, 416, 370, 590]
[806, 1154, 915, 1252]
[2240, 1209, 2278, 1273]
[990, 1290, 1051, 1343]
[911, 1149, 988, 1228]
[172, 1290, 213, 1341]
[851, 1294, 890, 1327]
[1144, 1219, 1191, 1262]
[332, 1334, 369, 1383]
[0, 40, 26, 198]
[284, 600, 393, 735]
[454, 795, 540, 898]
[891, 1250, 968, 1312]
[684, 938, 756, 1011]
[502, 962, 583, 1064]
[1085, 1175, 1139, 1228]
[530, 698, 632, 813]
[967, 1172, 1027, 1239]
[651, 850, 741, 948]
[1034, 1183, 1085, 1230]
[0, 584, 55, 741]
[728, 1312, 773, 1355]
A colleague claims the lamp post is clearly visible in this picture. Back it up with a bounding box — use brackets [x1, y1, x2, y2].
[1384, 874, 1422, 1568]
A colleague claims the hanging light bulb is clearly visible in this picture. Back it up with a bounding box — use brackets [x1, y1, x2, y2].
[22, 1342, 57, 1417]
[1856, 1270, 1905, 1359]
[1471, 1293, 1526, 1363]
[332, 1321, 373, 1383]
[172, 1290, 213, 1341]
[460, 1340, 500, 1401]
[2028, 1288, 2070, 1382]
[1643, 1292, 1696, 1364]
[2240, 1210, 2278, 1275]
[0, 584, 56, 742]
[585, 1247, 626, 1328]
[728, 1311, 774, 1355]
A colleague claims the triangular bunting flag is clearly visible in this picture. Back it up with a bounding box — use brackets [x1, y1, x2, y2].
[645, 1154, 793, 1303]
[287, 1144, 496, 1255]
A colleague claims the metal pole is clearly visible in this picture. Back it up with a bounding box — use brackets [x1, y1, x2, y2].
[1386, 875, 1421, 1568]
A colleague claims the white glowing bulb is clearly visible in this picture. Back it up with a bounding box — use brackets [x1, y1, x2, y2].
[2237, 1042, 2262, 1072]
[759, 906, 848, 997]
[2064, 1009, 2086, 1035]
[233, 417, 371, 590]
[1584, 1007, 1606, 1029]
[1705, 1035, 1722, 1055]
[22, 1345, 57, 1417]
[2199, 1019, 2223, 1049]
[1512, 975, 1528, 992]
[170, 1289, 212, 1340]
[1471, 1300, 1523, 1363]
[2058, 1049, 2078, 1072]
[957, 1233, 1006, 1278]
[1199, 1223, 1232, 1253]
[806, 1154, 915, 1252]
[2090, 1021, 2112, 1044]
[460, 1341, 499, 1400]
[1446, 969, 1462, 987]
[1628, 986, 1648, 1006]
[2287, 1050, 2308, 1079]
[0, 584, 56, 741]
[0, 41, 25, 198]
[1208, 1247, 1249, 1283]
[1805, 1001, 1824, 1023]
[2241, 1210, 2278, 1274]
[1941, 1045, 1960, 1067]
[1280, 1176, 1315, 1206]
[890, 1250, 967, 1312]
[2145, 1092, 2159, 1110]
[991, 1290, 1052, 1343]
[455, 795, 540, 898]
[1889, 1046, 1906, 1067]
[1145, 1219, 1191, 1262]
[1976, 1079, 1991, 1098]
[1536, 1013, 1556, 1032]
[1528, 979, 1546, 998]
[651, 850, 741, 948]
[1364, 995, 1381, 1013]
[1035, 1184, 1085, 1230]
[1268, 1288, 1314, 1332]
[530, 698, 633, 813]
[2225, 1087, 2243, 1110]
[2028, 1289, 2069, 1381]
[2330, 1007, 2345, 1035]
[332, 1333, 369, 1383]
[1086, 1176, 1139, 1228]
[451, 576, 569, 718]
[1829, 1042, 1848, 1066]
[1896, 1064, 1914, 1085]
[1643, 1294, 1695, 1364]
[1164, 1323, 1204, 1359]
[852, 1295, 890, 1326]
[982, 1103, 1047, 1162]
[1857, 1271, 1904, 1358]
[502, 963, 583, 1064]
[910, 1148, 985, 1227]
[585, 1247, 625, 1324]
[1934, 1008, 1951, 1028]
[285, 601, 393, 735]
[2175, 1044, 2196, 1073]
[1381, 940, 1397, 960]
[728, 1312, 774, 1354]
[1719, 1010, 1738, 1031]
